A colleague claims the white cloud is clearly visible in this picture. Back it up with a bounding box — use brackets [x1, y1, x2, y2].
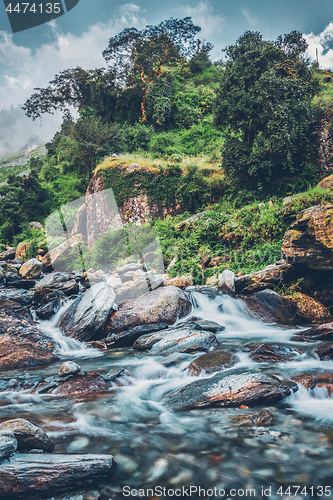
[0, 3, 146, 110]
[178, 1, 226, 58]
[242, 8, 258, 28]
[305, 22, 333, 70]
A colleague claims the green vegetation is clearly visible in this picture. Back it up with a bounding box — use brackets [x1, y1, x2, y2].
[1, 18, 333, 285]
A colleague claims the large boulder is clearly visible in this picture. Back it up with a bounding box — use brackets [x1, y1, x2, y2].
[35, 272, 71, 289]
[218, 270, 235, 296]
[242, 289, 296, 325]
[235, 262, 293, 295]
[281, 205, 333, 270]
[19, 258, 42, 279]
[0, 453, 116, 496]
[249, 343, 302, 363]
[105, 323, 169, 348]
[0, 311, 58, 371]
[0, 247, 15, 261]
[106, 286, 192, 334]
[164, 369, 298, 410]
[0, 419, 53, 452]
[133, 326, 218, 355]
[59, 282, 117, 341]
[287, 292, 332, 324]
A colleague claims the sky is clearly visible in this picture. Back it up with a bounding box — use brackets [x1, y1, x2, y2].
[1, 0, 333, 154]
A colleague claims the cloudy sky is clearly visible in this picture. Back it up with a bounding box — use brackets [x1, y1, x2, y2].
[1, 0, 333, 151]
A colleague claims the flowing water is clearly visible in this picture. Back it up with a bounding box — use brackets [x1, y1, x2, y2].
[2, 290, 333, 500]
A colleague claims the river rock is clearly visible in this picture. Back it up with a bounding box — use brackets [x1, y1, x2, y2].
[59, 361, 81, 377]
[19, 258, 42, 279]
[0, 434, 18, 459]
[0, 288, 34, 306]
[117, 263, 143, 275]
[235, 262, 293, 295]
[0, 266, 4, 282]
[0, 310, 58, 371]
[164, 274, 193, 289]
[291, 322, 333, 342]
[51, 374, 114, 397]
[242, 289, 296, 325]
[106, 275, 123, 289]
[59, 282, 117, 342]
[0, 419, 54, 452]
[41, 233, 84, 272]
[188, 350, 239, 375]
[133, 326, 218, 355]
[281, 205, 333, 270]
[15, 242, 30, 260]
[36, 271, 71, 288]
[292, 372, 333, 395]
[314, 344, 333, 360]
[249, 343, 302, 363]
[35, 290, 65, 320]
[0, 453, 116, 496]
[105, 322, 169, 348]
[218, 270, 235, 296]
[164, 369, 298, 410]
[287, 292, 332, 324]
[291, 373, 315, 389]
[0, 247, 15, 260]
[177, 319, 225, 333]
[229, 409, 275, 426]
[106, 286, 192, 334]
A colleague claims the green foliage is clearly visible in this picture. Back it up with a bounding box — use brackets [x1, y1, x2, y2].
[215, 30, 320, 191]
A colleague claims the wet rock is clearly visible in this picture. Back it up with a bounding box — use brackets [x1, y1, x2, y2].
[107, 286, 192, 333]
[35, 290, 65, 319]
[5, 278, 36, 289]
[188, 350, 239, 375]
[0, 418, 54, 452]
[134, 326, 218, 355]
[281, 205, 333, 270]
[35, 271, 71, 289]
[0, 288, 34, 306]
[0, 433, 18, 459]
[0, 247, 15, 261]
[250, 343, 302, 363]
[205, 275, 219, 286]
[314, 344, 333, 360]
[59, 361, 81, 377]
[117, 263, 143, 275]
[243, 289, 296, 325]
[287, 292, 332, 324]
[15, 242, 30, 260]
[230, 409, 275, 426]
[105, 322, 169, 348]
[235, 262, 293, 295]
[177, 319, 225, 333]
[59, 282, 117, 342]
[104, 368, 125, 381]
[218, 270, 235, 296]
[0, 311, 58, 371]
[0, 453, 116, 496]
[291, 322, 333, 342]
[51, 374, 114, 397]
[164, 369, 298, 410]
[19, 258, 42, 279]
[291, 373, 315, 389]
[0, 266, 4, 282]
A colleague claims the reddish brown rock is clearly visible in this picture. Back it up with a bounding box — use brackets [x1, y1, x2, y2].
[229, 409, 275, 426]
[250, 343, 302, 363]
[287, 292, 332, 324]
[243, 289, 296, 325]
[0, 311, 58, 371]
[0, 419, 54, 452]
[292, 372, 333, 395]
[315, 344, 333, 360]
[50, 375, 114, 397]
[291, 373, 315, 389]
[291, 322, 333, 342]
[188, 350, 239, 375]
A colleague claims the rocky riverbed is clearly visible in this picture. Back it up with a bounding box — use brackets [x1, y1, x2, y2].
[1, 253, 333, 499]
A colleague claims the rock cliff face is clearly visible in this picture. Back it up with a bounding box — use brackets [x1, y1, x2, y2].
[281, 205, 333, 269]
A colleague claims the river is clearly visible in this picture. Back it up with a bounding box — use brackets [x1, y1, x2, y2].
[2, 289, 333, 500]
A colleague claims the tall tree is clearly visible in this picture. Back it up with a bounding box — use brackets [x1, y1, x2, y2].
[215, 31, 319, 190]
